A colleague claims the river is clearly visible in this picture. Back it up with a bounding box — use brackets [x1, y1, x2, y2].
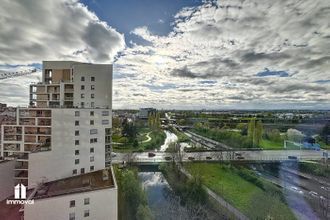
[138, 171, 192, 220]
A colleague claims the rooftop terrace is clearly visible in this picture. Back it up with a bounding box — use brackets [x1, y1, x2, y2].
[32, 168, 115, 200]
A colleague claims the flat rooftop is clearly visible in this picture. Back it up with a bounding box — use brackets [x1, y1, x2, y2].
[32, 168, 115, 200]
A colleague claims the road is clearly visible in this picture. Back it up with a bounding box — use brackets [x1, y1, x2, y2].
[112, 149, 325, 164]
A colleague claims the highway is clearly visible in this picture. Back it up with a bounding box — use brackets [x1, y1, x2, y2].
[111, 149, 326, 164]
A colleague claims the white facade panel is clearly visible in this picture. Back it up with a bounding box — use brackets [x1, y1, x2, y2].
[0, 160, 15, 200]
[28, 108, 111, 188]
[24, 187, 117, 220]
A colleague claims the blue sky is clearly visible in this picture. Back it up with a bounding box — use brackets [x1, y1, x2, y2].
[0, 0, 329, 109]
[81, 0, 203, 43]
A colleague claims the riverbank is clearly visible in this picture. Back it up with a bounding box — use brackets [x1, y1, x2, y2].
[185, 163, 296, 220]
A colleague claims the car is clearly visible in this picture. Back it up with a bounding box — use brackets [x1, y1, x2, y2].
[111, 152, 117, 157]
[290, 186, 303, 194]
[308, 191, 318, 197]
[235, 152, 242, 156]
[237, 156, 245, 160]
[206, 156, 212, 160]
[148, 152, 156, 157]
[188, 157, 195, 160]
[288, 156, 298, 160]
[165, 156, 172, 161]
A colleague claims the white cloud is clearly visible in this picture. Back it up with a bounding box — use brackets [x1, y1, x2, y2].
[0, 0, 125, 106]
[0, 0, 125, 64]
[115, 0, 330, 109]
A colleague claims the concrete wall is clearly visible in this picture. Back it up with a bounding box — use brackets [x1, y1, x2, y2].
[28, 108, 111, 188]
[24, 187, 117, 220]
[73, 63, 112, 109]
[0, 160, 15, 200]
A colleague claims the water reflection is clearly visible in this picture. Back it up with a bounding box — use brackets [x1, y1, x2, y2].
[138, 172, 189, 220]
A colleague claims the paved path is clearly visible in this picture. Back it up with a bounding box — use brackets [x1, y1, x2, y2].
[141, 132, 152, 143]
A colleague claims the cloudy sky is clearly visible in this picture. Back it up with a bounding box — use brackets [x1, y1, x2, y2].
[0, 0, 329, 109]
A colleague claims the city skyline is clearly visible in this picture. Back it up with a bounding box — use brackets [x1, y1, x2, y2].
[0, 0, 329, 109]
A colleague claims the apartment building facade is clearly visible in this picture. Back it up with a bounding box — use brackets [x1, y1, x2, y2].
[0, 61, 113, 189]
[24, 168, 117, 220]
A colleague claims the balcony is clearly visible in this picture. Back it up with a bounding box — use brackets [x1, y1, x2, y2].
[25, 127, 51, 135]
[4, 144, 20, 151]
[38, 118, 51, 126]
[15, 170, 28, 179]
[24, 141, 51, 152]
[4, 126, 23, 135]
[64, 96, 73, 101]
[19, 110, 51, 118]
[19, 118, 36, 126]
[15, 161, 28, 170]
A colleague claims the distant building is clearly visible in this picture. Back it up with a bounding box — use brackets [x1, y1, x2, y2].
[0, 103, 7, 110]
[138, 108, 156, 119]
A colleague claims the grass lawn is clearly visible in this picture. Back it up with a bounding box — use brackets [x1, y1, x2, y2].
[185, 163, 296, 220]
[319, 141, 330, 150]
[260, 139, 284, 150]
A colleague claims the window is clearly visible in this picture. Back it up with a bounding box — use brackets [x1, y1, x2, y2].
[75, 150, 79, 155]
[90, 129, 97, 135]
[75, 120, 79, 126]
[91, 102, 95, 108]
[75, 159, 79, 165]
[90, 166, 94, 171]
[84, 198, 90, 205]
[81, 94, 85, 99]
[84, 210, 90, 217]
[81, 76, 85, 81]
[75, 130, 79, 136]
[69, 213, 75, 220]
[81, 168, 85, 174]
[75, 140, 79, 145]
[70, 200, 75, 208]
[90, 156, 94, 162]
[75, 111, 80, 116]
[102, 111, 109, 116]
[102, 120, 109, 125]
[90, 147, 94, 153]
[81, 85, 85, 90]
[91, 85, 95, 90]
[72, 169, 77, 175]
[105, 128, 111, 135]
[91, 76, 95, 81]
[90, 138, 97, 143]
[105, 136, 111, 143]
[106, 145, 111, 152]
[81, 102, 85, 108]
[90, 111, 94, 116]
[91, 94, 94, 99]
[90, 120, 94, 125]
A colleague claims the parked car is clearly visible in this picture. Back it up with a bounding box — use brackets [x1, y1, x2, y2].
[148, 152, 156, 157]
[165, 156, 172, 161]
[206, 156, 212, 160]
[237, 156, 245, 160]
[288, 156, 298, 160]
[111, 152, 117, 157]
[188, 157, 195, 160]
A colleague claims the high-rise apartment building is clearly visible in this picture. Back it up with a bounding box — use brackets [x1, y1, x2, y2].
[0, 61, 117, 220]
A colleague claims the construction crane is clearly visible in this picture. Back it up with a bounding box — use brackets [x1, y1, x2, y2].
[0, 68, 39, 80]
